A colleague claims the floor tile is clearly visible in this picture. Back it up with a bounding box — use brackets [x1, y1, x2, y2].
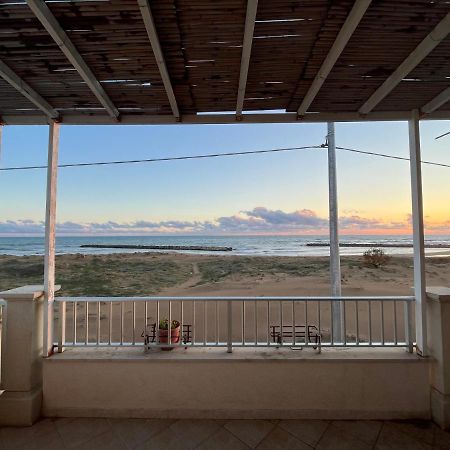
[73, 430, 127, 450]
[136, 419, 219, 450]
[316, 424, 372, 450]
[278, 419, 329, 447]
[388, 420, 436, 446]
[434, 427, 450, 449]
[109, 418, 173, 449]
[375, 423, 432, 450]
[54, 417, 111, 448]
[224, 420, 275, 449]
[0, 419, 65, 450]
[196, 428, 251, 450]
[254, 426, 311, 450]
[331, 420, 382, 445]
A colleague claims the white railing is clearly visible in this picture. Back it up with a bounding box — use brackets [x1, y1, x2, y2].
[54, 296, 415, 353]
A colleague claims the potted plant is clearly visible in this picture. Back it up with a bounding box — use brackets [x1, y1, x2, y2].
[158, 319, 181, 350]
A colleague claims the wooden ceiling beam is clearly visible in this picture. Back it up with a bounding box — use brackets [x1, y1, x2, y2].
[236, 0, 258, 118]
[297, 0, 372, 117]
[359, 12, 450, 115]
[26, 0, 119, 119]
[138, 0, 180, 119]
[0, 59, 59, 120]
[421, 86, 450, 114]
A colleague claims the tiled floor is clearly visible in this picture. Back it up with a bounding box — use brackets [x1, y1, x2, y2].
[0, 418, 449, 450]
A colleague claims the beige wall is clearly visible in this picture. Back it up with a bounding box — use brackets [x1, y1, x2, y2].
[43, 350, 430, 420]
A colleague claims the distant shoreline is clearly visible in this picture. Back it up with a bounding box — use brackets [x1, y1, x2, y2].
[307, 243, 450, 248]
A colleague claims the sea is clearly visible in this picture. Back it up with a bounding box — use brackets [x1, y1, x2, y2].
[0, 235, 449, 257]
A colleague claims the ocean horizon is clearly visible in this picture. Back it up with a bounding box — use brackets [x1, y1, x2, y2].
[1, 234, 449, 258]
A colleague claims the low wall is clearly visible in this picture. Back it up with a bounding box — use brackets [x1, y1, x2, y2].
[43, 348, 430, 420]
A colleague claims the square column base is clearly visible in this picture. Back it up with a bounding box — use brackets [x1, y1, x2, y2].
[0, 387, 42, 426]
[431, 387, 450, 430]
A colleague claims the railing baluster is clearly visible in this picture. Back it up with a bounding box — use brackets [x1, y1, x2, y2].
[120, 301, 124, 346]
[216, 300, 219, 345]
[343, 301, 347, 346]
[381, 301, 385, 346]
[227, 301, 232, 353]
[85, 302, 88, 345]
[280, 300, 283, 346]
[368, 301, 372, 345]
[267, 301, 270, 347]
[393, 300, 398, 345]
[255, 301, 258, 346]
[355, 300, 359, 345]
[181, 300, 184, 347]
[96, 301, 100, 345]
[242, 301, 245, 346]
[304, 301, 308, 346]
[73, 301, 77, 346]
[204, 300, 207, 346]
[131, 302, 136, 345]
[58, 300, 66, 352]
[109, 302, 112, 345]
[169, 300, 172, 346]
[292, 301, 296, 346]
[330, 300, 334, 346]
[157, 300, 160, 345]
[404, 300, 414, 353]
[193, 301, 196, 346]
[317, 301, 321, 344]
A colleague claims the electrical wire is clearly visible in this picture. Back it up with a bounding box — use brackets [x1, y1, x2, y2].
[0, 143, 449, 171]
[336, 146, 450, 169]
[0, 146, 321, 171]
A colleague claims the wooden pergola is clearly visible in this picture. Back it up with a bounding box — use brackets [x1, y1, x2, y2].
[1, 0, 449, 356]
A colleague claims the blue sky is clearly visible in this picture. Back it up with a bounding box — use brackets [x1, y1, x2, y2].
[0, 120, 449, 235]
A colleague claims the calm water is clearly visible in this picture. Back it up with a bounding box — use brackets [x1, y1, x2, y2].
[0, 235, 449, 257]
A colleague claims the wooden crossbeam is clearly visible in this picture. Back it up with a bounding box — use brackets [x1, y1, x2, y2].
[297, 0, 372, 117]
[26, 0, 119, 119]
[138, 0, 180, 119]
[421, 86, 450, 114]
[236, 0, 258, 118]
[0, 59, 59, 119]
[359, 12, 450, 115]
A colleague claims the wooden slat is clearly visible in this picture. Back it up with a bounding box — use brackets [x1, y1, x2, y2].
[297, 0, 371, 117]
[236, 0, 258, 117]
[0, 59, 58, 119]
[137, 0, 180, 119]
[359, 11, 450, 115]
[26, 0, 120, 119]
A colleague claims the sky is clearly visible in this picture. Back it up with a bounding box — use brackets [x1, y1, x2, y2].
[0, 119, 449, 236]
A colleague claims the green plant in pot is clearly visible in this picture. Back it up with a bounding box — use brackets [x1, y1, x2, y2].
[158, 319, 181, 350]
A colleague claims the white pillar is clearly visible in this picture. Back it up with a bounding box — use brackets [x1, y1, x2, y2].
[43, 121, 60, 357]
[327, 122, 343, 342]
[408, 109, 427, 356]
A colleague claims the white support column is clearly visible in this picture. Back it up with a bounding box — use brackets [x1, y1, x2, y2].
[408, 109, 427, 356]
[327, 122, 343, 343]
[43, 121, 60, 357]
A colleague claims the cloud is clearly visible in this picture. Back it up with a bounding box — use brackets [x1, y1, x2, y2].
[0, 207, 448, 235]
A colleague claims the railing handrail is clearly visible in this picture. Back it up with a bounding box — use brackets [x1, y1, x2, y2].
[55, 295, 415, 303]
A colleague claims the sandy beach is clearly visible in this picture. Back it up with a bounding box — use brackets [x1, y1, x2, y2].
[1, 252, 449, 345]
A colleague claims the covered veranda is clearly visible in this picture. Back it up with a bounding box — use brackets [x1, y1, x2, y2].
[0, 0, 450, 430]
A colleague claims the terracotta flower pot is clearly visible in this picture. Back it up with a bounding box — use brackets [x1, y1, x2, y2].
[158, 325, 181, 350]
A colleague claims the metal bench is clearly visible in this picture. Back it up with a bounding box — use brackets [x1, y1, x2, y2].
[270, 324, 321, 351]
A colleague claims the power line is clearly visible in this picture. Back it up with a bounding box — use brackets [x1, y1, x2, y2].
[336, 146, 450, 169]
[0, 143, 449, 171]
[0, 145, 321, 171]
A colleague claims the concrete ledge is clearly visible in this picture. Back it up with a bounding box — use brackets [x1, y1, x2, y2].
[0, 387, 42, 426]
[43, 348, 430, 420]
[427, 286, 450, 303]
